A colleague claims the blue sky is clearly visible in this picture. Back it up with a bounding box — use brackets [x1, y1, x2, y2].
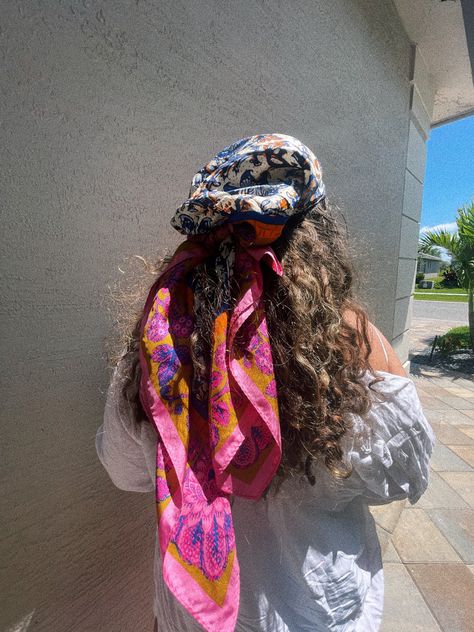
[420, 114, 474, 237]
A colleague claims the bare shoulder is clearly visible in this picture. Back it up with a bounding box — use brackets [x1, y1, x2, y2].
[368, 322, 408, 377]
[342, 309, 408, 377]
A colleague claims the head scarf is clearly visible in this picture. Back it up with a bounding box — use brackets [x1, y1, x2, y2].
[139, 133, 326, 632]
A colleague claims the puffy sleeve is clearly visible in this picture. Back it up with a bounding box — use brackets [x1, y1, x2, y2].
[330, 372, 437, 510]
[95, 355, 157, 493]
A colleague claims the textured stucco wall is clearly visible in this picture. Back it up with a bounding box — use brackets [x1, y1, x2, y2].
[392, 46, 435, 365]
[1, 1, 411, 630]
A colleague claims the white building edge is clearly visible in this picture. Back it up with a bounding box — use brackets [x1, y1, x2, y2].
[392, 0, 474, 368]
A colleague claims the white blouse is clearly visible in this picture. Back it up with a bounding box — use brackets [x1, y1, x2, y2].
[96, 361, 436, 632]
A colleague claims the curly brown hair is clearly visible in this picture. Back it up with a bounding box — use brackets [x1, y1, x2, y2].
[106, 201, 385, 489]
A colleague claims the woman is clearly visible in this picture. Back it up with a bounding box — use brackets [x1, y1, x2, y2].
[96, 133, 436, 632]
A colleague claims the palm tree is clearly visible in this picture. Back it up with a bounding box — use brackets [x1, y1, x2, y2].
[419, 201, 474, 350]
[418, 243, 443, 257]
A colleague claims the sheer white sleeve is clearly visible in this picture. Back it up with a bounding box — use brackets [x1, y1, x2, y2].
[95, 358, 156, 493]
[329, 372, 436, 510]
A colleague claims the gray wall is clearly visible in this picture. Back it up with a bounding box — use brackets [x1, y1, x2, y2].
[1, 1, 411, 630]
[393, 46, 435, 363]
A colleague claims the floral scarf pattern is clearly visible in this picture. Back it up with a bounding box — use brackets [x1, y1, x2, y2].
[139, 134, 325, 632]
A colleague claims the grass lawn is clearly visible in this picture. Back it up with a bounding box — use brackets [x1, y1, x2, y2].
[414, 291, 468, 302]
[416, 287, 467, 294]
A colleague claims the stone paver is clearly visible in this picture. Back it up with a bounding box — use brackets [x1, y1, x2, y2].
[429, 423, 474, 445]
[417, 392, 452, 410]
[377, 355, 473, 631]
[426, 508, 474, 563]
[421, 409, 474, 426]
[406, 564, 474, 632]
[380, 563, 442, 631]
[439, 472, 474, 507]
[444, 386, 474, 399]
[447, 445, 474, 468]
[370, 499, 407, 532]
[429, 443, 473, 472]
[430, 393, 474, 410]
[392, 507, 462, 563]
[416, 470, 469, 509]
[381, 539, 401, 563]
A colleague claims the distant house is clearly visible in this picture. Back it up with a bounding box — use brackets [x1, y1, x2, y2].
[417, 253, 444, 277]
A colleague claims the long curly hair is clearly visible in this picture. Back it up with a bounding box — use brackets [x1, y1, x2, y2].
[105, 201, 385, 488]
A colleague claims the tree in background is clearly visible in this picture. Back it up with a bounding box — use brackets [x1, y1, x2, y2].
[420, 201, 474, 350]
[418, 243, 443, 257]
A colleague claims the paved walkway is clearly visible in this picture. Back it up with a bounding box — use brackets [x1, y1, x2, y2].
[413, 299, 468, 323]
[373, 364, 474, 631]
[409, 315, 468, 357]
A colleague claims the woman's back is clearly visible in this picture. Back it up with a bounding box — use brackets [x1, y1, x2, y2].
[96, 133, 435, 632]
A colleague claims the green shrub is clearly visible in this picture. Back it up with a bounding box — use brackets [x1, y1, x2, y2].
[435, 326, 471, 353]
[416, 272, 425, 284]
[440, 266, 461, 288]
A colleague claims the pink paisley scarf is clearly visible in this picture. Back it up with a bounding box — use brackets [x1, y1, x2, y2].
[138, 133, 326, 631]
